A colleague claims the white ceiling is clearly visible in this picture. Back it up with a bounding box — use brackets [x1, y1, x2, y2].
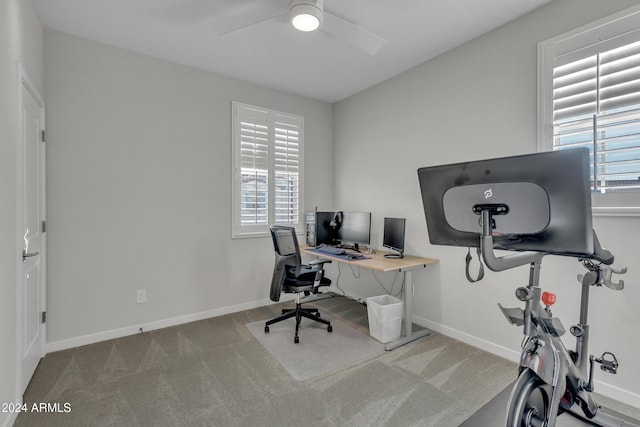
[34, 0, 554, 103]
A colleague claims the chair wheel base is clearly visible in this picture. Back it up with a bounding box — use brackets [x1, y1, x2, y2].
[328, 325, 333, 333]
[294, 336, 299, 344]
[264, 326, 269, 333]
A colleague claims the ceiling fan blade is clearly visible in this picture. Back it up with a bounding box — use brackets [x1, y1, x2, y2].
[156, 0, 224, 24]
[322, 12, 387, 55]
[219, 12, 286, 36]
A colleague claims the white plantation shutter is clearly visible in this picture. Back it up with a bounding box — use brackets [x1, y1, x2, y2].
[600, 40, 640, 112]
[232, 102, 304, 237]
[540, 6, 640, 203]
[273, 115, 301, 225]
[239, 107, 269, 226]
[552, 40, 640, 193]
[552, 55, 597, 122]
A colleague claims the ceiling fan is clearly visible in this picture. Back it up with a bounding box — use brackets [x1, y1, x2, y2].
[219, 0, 387, 55]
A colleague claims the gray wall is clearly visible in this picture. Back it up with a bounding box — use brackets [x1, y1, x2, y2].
[43, 30, 334, 346]
[0, 1, 43, 425]
[333, 0, 640, 407]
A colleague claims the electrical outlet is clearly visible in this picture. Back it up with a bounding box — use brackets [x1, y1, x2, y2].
[137, 289, 146, 304]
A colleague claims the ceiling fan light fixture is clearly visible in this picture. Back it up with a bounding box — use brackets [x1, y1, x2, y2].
[289, 1, 323, 32]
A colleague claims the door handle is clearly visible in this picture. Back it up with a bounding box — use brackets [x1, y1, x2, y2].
[22, 228, 39, 262]
[23, 249, 40, 261]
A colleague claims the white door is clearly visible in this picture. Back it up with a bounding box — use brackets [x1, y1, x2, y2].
[18, 67, 46, 394]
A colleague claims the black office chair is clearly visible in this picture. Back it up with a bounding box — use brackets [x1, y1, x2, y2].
[265, 225, 333, 343]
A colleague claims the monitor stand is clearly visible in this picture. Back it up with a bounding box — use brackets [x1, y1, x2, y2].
[384, 253, 404, 259]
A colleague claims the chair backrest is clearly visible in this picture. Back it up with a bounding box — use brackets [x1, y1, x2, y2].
[269, 225, 303, 302]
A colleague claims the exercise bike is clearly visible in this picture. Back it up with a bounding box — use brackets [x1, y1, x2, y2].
[477, 207, 638, 427]
[417, 149, 640, 427]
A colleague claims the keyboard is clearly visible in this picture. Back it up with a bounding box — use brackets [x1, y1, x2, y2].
[315, 245, 347, 255]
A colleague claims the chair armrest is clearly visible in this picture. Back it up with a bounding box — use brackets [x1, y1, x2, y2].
[309, 259, 332, 266]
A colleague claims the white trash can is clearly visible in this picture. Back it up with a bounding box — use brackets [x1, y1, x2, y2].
[366, 295, 403, 343]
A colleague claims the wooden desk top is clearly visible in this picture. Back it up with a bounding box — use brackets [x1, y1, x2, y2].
[301, 246, 438, 273]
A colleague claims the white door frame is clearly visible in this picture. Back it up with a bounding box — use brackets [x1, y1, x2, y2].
[16, 63, 46, 396]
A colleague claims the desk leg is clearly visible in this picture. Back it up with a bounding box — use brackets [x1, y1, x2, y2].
[384, 269, 433, 351]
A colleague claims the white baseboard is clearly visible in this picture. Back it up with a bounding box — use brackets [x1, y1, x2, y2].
[593, 381, 640, 411]
[413, 314, 521, 362]
[45, 298, 282, 353]
[412, 314, 640, 410]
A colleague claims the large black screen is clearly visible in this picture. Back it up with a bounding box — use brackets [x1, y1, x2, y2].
[417, 149, 594, 256]
[337, 212, 371, 246]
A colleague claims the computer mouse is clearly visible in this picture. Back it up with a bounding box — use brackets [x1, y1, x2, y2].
[347, 254, 361, 260]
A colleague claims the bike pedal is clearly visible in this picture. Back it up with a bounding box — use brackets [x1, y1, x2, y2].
[594, 352, 618, 374]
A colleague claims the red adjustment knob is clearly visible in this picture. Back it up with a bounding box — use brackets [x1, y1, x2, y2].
[542, 291, 556, 306]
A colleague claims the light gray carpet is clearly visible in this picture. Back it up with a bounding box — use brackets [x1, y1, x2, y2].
[246, 314, 384, 381]
[14, 296, 640, 426]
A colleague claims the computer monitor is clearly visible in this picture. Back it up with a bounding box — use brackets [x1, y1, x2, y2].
[417, 148, 594, 257]
[336, 212, 371, 250]
[383, 217, 406, 258]
[305, 211, 334, 246]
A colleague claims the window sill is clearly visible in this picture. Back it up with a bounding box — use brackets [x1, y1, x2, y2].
[592, 206, 640, 217]
[232, 231, 270, 239]
[232, 226, 305, 239]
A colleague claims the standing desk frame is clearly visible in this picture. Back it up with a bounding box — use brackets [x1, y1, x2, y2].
[302, 247, 438, 350]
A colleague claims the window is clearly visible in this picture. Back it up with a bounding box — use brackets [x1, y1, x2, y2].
[232, 102, 304, 238]
[538, 5, 640, 215]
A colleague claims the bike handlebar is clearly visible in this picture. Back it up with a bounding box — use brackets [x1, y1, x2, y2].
[479, 210, 616, 268]
[589, 231, 614, 265]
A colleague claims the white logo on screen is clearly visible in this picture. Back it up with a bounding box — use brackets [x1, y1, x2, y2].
[484, 189, 493, 199]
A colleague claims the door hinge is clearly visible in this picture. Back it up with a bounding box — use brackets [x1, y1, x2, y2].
[41, 220, 46, 233]
[41, 130, 46, 143]
[41, 311, 46, 323]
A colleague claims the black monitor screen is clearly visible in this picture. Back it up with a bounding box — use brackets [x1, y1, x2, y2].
[417, 148, 594, 256]
[337, 212, 371, 246]
[315, 211, 335, 246]
[383, 217, 406, 254]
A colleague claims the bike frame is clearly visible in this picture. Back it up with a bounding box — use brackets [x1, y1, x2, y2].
[479, 210, 599, 425]
[505, 261, 600, 426]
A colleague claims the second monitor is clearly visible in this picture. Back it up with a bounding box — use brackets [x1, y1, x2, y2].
[334, 211, 371, 251]
[383, 217, 406, 258]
